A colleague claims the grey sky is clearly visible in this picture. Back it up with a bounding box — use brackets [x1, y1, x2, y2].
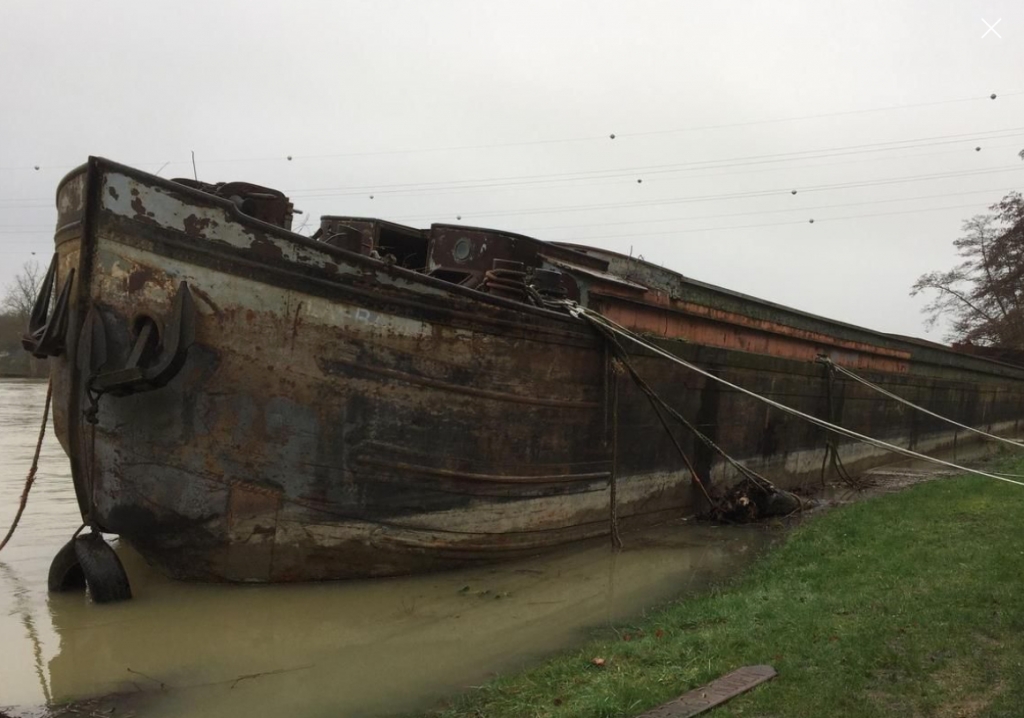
[1, 0, 1021, 340]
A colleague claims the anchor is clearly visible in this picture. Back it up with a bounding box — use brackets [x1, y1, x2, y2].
[90, 280, 197, 396]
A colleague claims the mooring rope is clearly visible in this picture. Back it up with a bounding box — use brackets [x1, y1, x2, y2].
[822, 357, 1024, 450]
[819, 361, 868, 490]
[0, 380, 53, 554]
[571, 306, 1024, 489]
[587, 315, 719, 505]
[581, 311, 809, 525]
[583, 311, 783, 493]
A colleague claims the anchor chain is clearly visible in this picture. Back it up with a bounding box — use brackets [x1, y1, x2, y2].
[83, 383, 105, 530]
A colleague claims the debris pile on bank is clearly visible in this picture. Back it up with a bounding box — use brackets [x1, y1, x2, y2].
[708, 478, 806, 523]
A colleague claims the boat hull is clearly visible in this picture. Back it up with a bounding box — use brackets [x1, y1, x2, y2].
[52, 160, 692, 581]
[43, 158, 1024, 582]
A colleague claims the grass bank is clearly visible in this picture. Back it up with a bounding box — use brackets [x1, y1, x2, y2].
[425, 470, 1024, 717]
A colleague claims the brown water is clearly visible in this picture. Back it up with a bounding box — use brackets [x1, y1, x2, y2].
[0, 378, 774, 717]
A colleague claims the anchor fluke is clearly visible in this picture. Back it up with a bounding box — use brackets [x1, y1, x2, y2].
[21, 252, 75, 358]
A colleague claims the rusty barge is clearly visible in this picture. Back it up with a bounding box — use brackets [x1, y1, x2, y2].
[26, 157, 1024, 584]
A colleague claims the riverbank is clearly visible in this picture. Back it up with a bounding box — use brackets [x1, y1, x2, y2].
[424, 462, 1024, 718]
[2, 375, 785, 717]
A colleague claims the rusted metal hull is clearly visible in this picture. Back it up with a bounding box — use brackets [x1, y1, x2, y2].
[41, 158, 1024, 582]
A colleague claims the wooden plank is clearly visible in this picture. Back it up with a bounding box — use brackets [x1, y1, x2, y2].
[634, 664, 777, 718]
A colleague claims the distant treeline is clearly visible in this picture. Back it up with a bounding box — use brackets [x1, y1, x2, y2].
[0, 312, 46, 377]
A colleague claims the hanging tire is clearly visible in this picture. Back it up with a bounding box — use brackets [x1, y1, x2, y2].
[73, 533, 132, 603]
[48, 538, 86, 593]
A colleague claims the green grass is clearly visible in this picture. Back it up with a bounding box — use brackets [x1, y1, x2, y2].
[423, 468, 1024, 718]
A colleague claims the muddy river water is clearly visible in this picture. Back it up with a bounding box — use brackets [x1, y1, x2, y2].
[0, 378, 775, 717]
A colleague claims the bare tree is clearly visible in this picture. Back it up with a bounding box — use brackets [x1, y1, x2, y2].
[0, 260, 47, 377]
[911, 192, 1024, 347]
[1, 260, 43, 320]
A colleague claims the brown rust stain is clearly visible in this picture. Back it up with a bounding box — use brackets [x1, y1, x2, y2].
[130, 195, 147, 217]
[290, 301, 304, 350]
[183, 214, 214, 238]
[127, 266, 158, 294]
[666, 295, 909, 359]
[248, 236, 284, 262]
[107, 186, 120, 201]
[129, 195, 157, 224]
[595, 292, 911, 373]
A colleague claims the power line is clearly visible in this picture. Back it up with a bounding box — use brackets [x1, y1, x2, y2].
[282, 127, 1024, 199]
[4, 131, 1020, 211]
[2, 90, 1021, 172]
[3, 121, 1022, 210]
[4, 165, 1017, 233]
[623, 92, 1022, 138]
[286, 139, 1024, 202]
[130, 90, 1024, 163]
[388, 165, 1024, 222]
[0, 134, 1011, 212]
[523, 186, 1021, 233]
[554, 201, 997, 242]
[3, 183, 1017, 237]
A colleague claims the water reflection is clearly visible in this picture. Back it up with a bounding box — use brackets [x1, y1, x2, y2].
[1, 379, 774, 717]
[0, 560, 51, 704]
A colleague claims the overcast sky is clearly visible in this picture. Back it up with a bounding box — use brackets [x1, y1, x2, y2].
[1, 0, 1021, 340]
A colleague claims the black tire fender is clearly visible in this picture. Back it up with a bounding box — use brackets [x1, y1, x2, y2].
[47, 537, 86, 593]
[73, 533, 132, 603]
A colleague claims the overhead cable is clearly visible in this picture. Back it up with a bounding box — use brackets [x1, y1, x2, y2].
[2, 90, 1021, 172]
